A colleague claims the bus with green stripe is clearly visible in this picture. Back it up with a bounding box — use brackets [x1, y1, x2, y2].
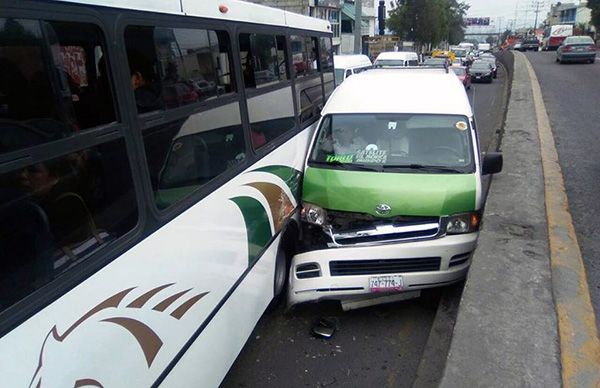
[0, 0, 332, 386]
[288, 68, 503, 306]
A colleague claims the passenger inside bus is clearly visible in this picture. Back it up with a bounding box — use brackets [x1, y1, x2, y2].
[128, 52, 162, 113]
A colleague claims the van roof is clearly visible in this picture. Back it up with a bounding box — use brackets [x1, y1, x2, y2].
[322, 69, 473, 116]
[333, 54, 372, 69]
[375, 51, 418, 60]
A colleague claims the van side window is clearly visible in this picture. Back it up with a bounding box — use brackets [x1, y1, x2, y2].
[0, 19, 116, 154]
[124, 26, 245, 209]
[0, 19, 138, 313]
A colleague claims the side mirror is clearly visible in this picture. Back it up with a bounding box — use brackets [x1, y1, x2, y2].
[482, 152, 503, 175]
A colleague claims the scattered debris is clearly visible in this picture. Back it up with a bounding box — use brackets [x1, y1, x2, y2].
[311, 317, 338, 339]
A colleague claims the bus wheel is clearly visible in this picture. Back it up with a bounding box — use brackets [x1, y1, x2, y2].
[273, 246, 288, 299]
[268, 227, 297, 310]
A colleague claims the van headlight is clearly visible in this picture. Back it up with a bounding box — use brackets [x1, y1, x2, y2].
[446, 212, 481, 234]
[301, 202, 328, 226]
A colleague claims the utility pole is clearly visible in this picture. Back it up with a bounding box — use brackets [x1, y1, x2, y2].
[354, 0, 362, 54]
[532, 0, 544, 30]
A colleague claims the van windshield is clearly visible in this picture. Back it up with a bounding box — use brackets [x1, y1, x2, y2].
[308, 113, 474, 173]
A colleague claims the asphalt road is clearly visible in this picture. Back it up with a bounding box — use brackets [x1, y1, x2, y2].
[220, 64, 509, 388]
[525, 51, 600, 332]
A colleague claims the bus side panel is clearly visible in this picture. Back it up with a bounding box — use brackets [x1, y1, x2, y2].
[0, 129, 312, 387]
[160, 234, 282, 388]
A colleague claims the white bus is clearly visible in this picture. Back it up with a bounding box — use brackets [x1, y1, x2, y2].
[0, 0, 333, 386]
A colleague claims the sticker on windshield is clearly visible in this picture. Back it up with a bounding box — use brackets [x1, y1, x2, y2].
[455, 121, 468, 131]
[326, 154, 353, 163]
[355, 149, 388, 164]
[388, 121, 397, 130]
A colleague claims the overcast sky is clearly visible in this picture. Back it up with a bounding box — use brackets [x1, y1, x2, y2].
[464, 0, 583, 30]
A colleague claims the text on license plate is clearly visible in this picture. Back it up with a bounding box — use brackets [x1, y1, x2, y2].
[369, 275, 404, 292]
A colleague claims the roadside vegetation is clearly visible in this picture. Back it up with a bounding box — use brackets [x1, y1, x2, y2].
[386, 0, 470, 51]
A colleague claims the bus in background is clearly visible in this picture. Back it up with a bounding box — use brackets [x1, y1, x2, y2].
[543, 24, 574, 51]
[0, 0, 333, 386]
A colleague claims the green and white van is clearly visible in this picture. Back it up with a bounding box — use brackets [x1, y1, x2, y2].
[288, 68, 502, 306]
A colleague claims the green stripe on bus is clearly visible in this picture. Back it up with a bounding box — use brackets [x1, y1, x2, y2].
[230, 196, 272, 266]
[302, 167, 476, 217]
[252, 165, 302, 202]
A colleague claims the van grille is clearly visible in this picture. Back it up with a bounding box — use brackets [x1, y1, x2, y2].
[325, 211, 441, 246]
[329, 257, 441, 276]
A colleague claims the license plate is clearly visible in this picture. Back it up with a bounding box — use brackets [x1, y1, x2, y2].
[475, 76, 481, 79]
[369, 275, 403, 292]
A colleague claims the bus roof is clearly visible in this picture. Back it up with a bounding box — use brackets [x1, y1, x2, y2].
[46, 0, 331, 32]
[323, 69, 472, 117]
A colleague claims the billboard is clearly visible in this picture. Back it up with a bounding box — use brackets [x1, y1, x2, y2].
[465, 17, 490, 26]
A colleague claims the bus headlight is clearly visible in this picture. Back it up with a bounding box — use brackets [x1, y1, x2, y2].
[301, 202, 327, 226]
[446, 212, 481, 234]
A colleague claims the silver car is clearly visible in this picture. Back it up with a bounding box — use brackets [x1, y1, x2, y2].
[557, 36, 597, 64]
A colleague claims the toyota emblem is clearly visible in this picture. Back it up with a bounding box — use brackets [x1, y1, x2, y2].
[375, 203, 391, 215]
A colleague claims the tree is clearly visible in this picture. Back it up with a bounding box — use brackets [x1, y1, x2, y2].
[447, 0, 470, 44]
[587, 0, 600, 35]
[386, 0, 469, 49]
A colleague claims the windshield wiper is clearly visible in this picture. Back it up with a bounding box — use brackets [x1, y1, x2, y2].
[383, 164, 464, 173]
[310, 160, 382, 172]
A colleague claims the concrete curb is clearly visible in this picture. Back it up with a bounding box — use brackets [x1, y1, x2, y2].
[524, 53, 600, 387]
[440, 51, 562, 387]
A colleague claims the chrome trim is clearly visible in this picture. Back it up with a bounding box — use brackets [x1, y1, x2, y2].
[325, 221, 443, 248]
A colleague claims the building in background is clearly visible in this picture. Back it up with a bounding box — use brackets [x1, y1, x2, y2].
[246, 0, 376, 54]
[340, 0, 375, 53]
[544, 1, 595, 37]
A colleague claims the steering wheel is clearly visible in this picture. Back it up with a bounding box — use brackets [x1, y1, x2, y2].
[429, 146, 462, 160]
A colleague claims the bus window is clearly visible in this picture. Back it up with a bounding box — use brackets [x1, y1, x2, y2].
[246, 86, 295, 150]
[239, 33, 289, 89]
[0, 140, 138, 312]
[125, 26, 235, 112]
[239, 33, 295, 150]
[125, 26, 245, 208]
[320, 36, 334, 102]
[290, 35, 319, 77]
[0, 18, 137, 313]
[291, 35, 323, 124]
[0, 19, 116, 153]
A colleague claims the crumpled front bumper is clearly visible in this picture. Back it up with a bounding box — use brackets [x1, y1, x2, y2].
[288, 232, 478, 307]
